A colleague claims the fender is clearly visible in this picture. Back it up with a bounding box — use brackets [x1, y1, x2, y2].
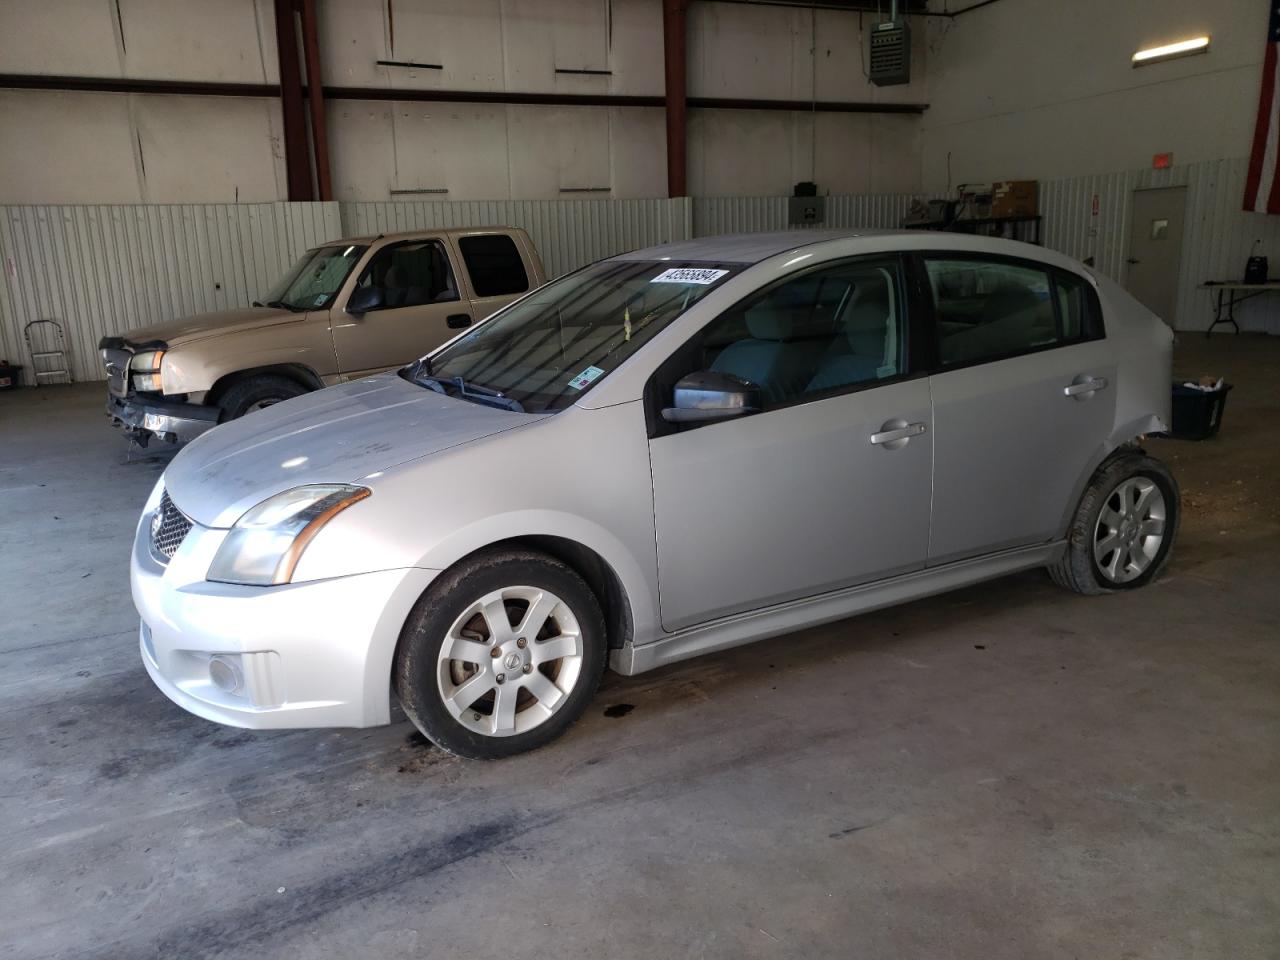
[1054, 414, 1166, 538]
[413, 508, 661, 646]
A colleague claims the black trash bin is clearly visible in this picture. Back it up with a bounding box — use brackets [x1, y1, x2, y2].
[1167, 382, 1232, 440]
[0, 363, 22, 390]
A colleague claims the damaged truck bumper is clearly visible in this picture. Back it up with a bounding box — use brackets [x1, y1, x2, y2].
[106, 393, 220, 445]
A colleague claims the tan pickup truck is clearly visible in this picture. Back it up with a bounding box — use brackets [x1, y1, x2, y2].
[100, 226, 545, 445]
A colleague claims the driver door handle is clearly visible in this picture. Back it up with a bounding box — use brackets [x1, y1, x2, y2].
[1064, 376, 1108, 397]
[870, 422, 927, 445]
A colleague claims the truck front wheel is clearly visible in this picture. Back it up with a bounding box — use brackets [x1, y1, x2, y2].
[216, 374, 308, 421]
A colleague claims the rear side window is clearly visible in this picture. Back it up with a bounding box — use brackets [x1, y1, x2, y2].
[925, 257, 1097, 366]
[1055, 270, 1102, 340]
[459, 234, 530, 297]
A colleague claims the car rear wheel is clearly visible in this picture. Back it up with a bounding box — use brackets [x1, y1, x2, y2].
[1049, 451, 1179, 595]
[394, 547, 607, 759]
[217, 374, 307, 421]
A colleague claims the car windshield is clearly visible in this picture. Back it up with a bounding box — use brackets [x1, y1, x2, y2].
[258, 244, 368, 312]
[417, 260, 740, 413]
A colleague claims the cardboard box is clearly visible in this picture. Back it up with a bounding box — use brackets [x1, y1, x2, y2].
[991, 180, 1038, 218]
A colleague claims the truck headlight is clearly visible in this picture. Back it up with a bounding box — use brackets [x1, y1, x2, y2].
[131, 350, 166, 392]
[207, 485, 371, 586]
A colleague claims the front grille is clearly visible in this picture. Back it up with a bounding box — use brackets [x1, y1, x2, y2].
[151, 491, 193, 561]
[102, 348, 132, 397]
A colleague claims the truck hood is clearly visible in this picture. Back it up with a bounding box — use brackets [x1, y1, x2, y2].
[164, 374, 549, 527]
[115, 306, 305, 347]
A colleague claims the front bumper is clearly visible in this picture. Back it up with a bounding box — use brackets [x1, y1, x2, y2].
[106, 392, 220, 444]
[131, 497, 437, 729]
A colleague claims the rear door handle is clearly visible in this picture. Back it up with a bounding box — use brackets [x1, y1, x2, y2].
[447, 313, 473, 329]
[870, 421, 927, 447]
[1064, 376, 1108, 398]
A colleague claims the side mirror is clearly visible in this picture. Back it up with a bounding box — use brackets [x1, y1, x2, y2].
[661, 371, 760, 423]
[346, 285, 384, 316]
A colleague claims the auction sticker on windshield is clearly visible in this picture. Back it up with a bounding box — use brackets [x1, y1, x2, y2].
[650, 268, 729, 285]
[567, 365, 606, 391]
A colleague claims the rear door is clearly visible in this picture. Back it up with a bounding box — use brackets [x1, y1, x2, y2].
[331, 237, 472, 376]
[450, 232, 538, 323]
[922, 254, 1115, 564]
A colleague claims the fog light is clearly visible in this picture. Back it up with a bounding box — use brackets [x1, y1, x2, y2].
[209, 655, 243, 694]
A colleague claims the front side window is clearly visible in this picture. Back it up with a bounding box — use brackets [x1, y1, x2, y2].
[418, 260, 740, 412]
[926, 257, 1097, 365]
[354, 239, 459, 309]
[673, 258, 907, 408]
[260, 244, 367, 311]
[459, 234, 530, 297]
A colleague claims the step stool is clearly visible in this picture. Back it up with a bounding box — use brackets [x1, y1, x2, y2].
[24, 320, 73, 386]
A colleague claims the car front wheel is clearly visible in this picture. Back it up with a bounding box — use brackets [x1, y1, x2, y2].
[394, 547, 608, 759]
[1050, 450, 1180, 595]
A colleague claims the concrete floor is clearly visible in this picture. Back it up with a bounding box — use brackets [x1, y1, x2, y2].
[2, 334, 1278, 960]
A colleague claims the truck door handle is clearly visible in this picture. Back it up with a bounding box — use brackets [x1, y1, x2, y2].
[447, 313, 473, 329]
[870, 421, 927, 447]
[1064, 376, 1108, 398]
[1126, 258, 1141, 265]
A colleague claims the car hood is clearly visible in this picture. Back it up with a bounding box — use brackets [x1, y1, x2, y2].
[116, 306, 304, 347]
[164, 374, 549, 527]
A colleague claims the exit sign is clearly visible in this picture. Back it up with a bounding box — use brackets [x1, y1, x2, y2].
[1153, 152, 1173, 169]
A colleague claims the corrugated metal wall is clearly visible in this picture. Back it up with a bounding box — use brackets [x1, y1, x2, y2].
[693, 194, 922, 236]
[1, 164, 1273, 384]
[1041, 157, 1280, 333]
[340, 198, 694, 282]
[0, 202, 341, 383]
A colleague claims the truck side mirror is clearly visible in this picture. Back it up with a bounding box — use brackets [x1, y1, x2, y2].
[346, 286, 384, 316]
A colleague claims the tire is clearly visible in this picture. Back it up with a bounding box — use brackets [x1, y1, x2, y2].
[393, 547, 608, 760]
[1049, 450, 1180, 595]
[217, 374, 308, 421]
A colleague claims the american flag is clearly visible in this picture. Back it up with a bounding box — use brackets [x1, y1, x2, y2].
[1245, 2, 1280, 212]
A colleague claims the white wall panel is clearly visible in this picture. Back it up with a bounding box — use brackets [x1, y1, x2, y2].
[0, 203, 341, 382]
[921, 0, 1264, 190]
[0, 92, 142, 205]
[339, 196, 693, 280]
[0, 0, 122, 76]
[1040, 158, 1280, 334]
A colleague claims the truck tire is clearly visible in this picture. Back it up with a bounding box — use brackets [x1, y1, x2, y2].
[217, 375, 308, 421]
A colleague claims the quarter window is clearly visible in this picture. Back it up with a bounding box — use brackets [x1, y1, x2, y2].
[925, 258, 1095, 365]
[354, 240, 459, 310]
[459, 234, 530, 297]
[682, 259, 907, 408]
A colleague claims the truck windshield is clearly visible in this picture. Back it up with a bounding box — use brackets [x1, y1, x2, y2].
[258, 244, 367, 312]
[418, 260, 740, 413]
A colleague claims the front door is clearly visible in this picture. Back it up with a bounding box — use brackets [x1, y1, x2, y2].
[332, 238, 472, 377]
[922, 254, 1117, 564]
[1125, 186, 1187, 326]
[646, 257, 933, 632]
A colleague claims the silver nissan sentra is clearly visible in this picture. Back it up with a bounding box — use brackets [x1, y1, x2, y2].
[133, 230, 1179, 758]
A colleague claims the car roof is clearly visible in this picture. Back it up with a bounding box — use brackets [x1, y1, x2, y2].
[334, 226, 522, 246]
[610, 229, 1087, 275]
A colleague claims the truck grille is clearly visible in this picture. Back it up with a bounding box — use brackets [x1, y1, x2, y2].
[102, 348, 132, 397]
[151, 491, 193, 561]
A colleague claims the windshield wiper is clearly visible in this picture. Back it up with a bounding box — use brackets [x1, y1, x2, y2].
[408, 361, 524, 413]
[255, 299, 302, 312]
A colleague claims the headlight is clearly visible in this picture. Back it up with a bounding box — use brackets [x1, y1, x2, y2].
[207, 485, 371, 586]
[131, 350, 166, 392]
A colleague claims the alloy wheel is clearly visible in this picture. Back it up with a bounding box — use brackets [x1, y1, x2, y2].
[436, 586, 584, 737]
[1093, 476, 1167, 584]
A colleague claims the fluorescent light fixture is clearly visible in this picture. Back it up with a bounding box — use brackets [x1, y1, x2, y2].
[1132, 36, 1210, 65]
